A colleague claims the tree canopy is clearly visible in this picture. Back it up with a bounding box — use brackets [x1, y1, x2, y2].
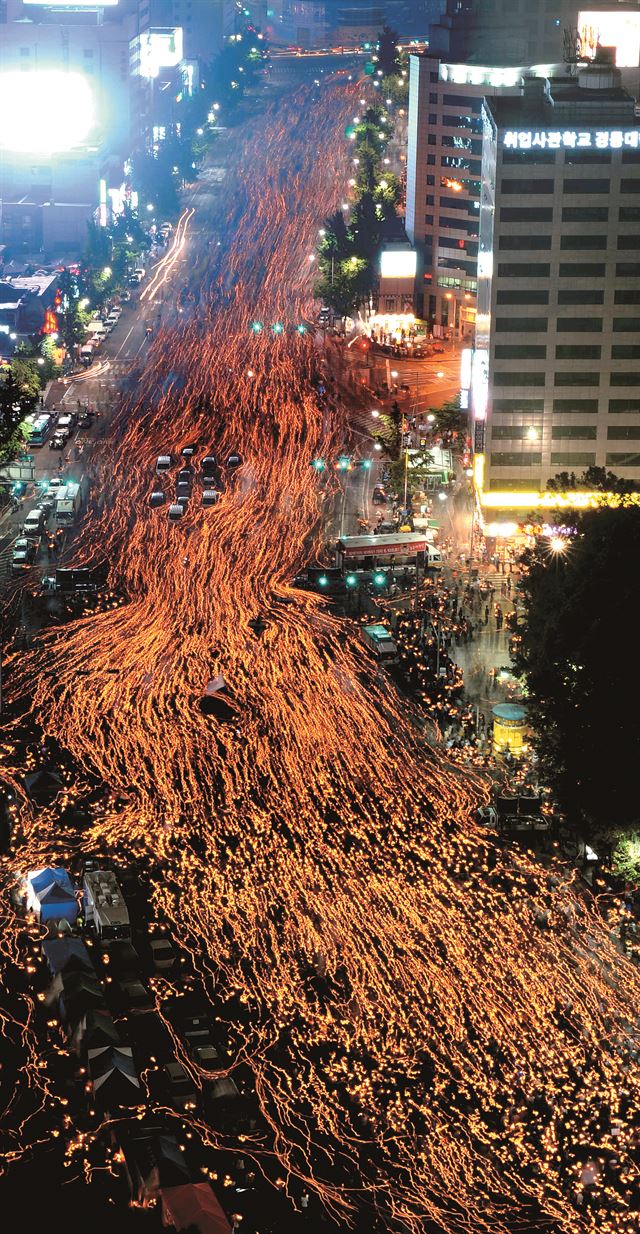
[0, 371, 38, 463]
[514, 507, 640, 848]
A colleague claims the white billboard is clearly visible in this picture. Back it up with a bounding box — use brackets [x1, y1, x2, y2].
[139, 28, 184, 79]
[0, 71, 96, 154]
[579, 11, 640, 69]
[380, 250, 417, 280]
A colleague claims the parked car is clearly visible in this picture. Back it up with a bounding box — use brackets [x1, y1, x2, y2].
[163, 1062, 198, 1113]
[168, 504, 184, 521]
[149, 490, 165, 508]
[202, 490, 220, 507]
[11, 547, 35, 573]
[77, 410, 94, 429]
[156, 455, 172, 474]
[181, 444, 196, 459]
[13, 536, 38, 561]
[57, 412, 77, 429]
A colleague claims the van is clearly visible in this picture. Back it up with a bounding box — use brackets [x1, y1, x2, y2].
[27, 414, 52, 446]
[168, 504, 184, 521]
[425, 546, 443, 568]
[80, 345, 94, 367]
[156, 455, 172, 474]
[86, 320, 106, 338]
[202, 490, 219, 507]
[23, 508, 45, 537]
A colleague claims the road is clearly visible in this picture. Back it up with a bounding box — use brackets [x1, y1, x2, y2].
[2, 79, 640, 1234]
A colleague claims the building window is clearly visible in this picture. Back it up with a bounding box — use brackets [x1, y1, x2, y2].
[611, 345, 640, 359]
[427, 155, 436, 165]
[490, 452, 542, 466]
[425, 214, 434, 224]
[563, 178, 609, 194]
[618, 236, 640, 248]
[619, 207, 640, 222]
[564, 150, 611, 164]
[499, 235, 551, 250]
[554, 372, 600, 386]
[502, 149, 556, 165]
[499, 207, 553, 222]
[551, 426, 597, 439]
[557, 290, 604, 304]
[493, 372, 546, 386]
[615, 263, 640, 278]
[491, 426, 543, 440]
[495, 318, 548, 332]
[426, 175, 435, 185]
[620, 179, 640, 194]
[496, 290, 549, 305]
[607, 426, 640, 439]
[428, 113, 437, 124]
[551, 452, 596, 465]
[610, 372, 640, 386]
[429, 92, 438, 103]
[430, 72, 439, 82]
[428, 134, 437, 145]
[555, 345, 601, 359]
[615, 290, 640, 305]
[609, 399, 640, 412]
[606, 452, 640, 465]
[558, 263, 605, 278]
[613, 317, 640, 330]
[557, 317, 603, 332]
[493, 398, 545, 411]
[498, 263, 550, 278]
[494, 345, 547, 359]
[500, 178, 554, 195]
[553, 399, 598, 412]
[562, 206, 608, 222]
[443, 94, 482, 110]
[560, 235, 607, 250]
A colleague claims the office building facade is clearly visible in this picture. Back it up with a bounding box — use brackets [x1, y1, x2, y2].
[473, 62, 640, 508]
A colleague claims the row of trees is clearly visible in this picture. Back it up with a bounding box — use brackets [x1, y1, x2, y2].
[514, 482, 640, 871]
[314, 28, 405, 322]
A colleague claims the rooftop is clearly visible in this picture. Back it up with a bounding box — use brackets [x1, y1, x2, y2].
[486, 63, 640, 129]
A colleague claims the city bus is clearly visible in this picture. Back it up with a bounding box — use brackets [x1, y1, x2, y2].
[26, 414, 52, 446]
[335, 533, 441, 572]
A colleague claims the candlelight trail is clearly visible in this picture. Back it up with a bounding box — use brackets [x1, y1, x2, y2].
[2, 84, 640, 1234]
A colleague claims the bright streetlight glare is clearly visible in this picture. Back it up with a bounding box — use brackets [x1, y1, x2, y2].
[371, 409, 380, 418]
[103, 267, 112, 277]
[438, 491, 448, 502]
[549, 536, 567, 553]
[0, 70, 94, 153]
[373, 442, 382, 451]
[427, 414, 435, 423]
[437, 370, 444, 378]
[391, 369, 398, 379]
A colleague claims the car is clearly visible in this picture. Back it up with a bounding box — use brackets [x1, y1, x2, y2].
[159, 223, 172, 237]
[202, 490, 220, 507]
[121, 289, 132, 302]
[163, 1062, 198, 1113]
[149, 939, 177, 973]
[176, 482, 191, 501]
[111, 976, 153, 1012]
[176, 495, 190, 510]
[372, 486, 387, 505]
[181, 444, 196, 459]
[373, 521, 397, 535]
[22, 509, 45, 537]
[134, 266, 146, 279]
[149, 490, 165, 508]
[167, 504, 184, 521]
[11, 550, 33, 574]
[49, 430, 69, 450]
[45, 477, 65, 491]
[177, 467, 193, 483]
[77, 410, 94, 429]
[13, 536, 38, 560]
[128, 272, 143, 286]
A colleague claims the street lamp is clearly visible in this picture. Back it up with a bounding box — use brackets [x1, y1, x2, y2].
[427, 414, 435, 424]
[371, 409, 380, 418]
[103, 266, 112, 277]
[391, 370, 398, 379]
[37, 357, 45, 366]
[438, 491, 448, 502]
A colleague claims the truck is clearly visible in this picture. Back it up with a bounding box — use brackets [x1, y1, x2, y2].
[54, 481, 82, 528]
[361, 623, 398, 663]
[83, 869, 131, 940]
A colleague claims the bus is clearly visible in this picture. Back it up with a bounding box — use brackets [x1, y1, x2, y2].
[26, 414, 52, 446]
[335, 533, 441, 572]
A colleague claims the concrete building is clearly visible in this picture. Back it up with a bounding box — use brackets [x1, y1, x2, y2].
[473, 59, 640, 512]
[429, 0, 582, 69]
[405, 53, 569, 336]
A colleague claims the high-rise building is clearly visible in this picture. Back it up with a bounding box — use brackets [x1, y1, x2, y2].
[405, 53, 566, 336]
[429, 0, 582, 68]
[473, 59, 640, 513]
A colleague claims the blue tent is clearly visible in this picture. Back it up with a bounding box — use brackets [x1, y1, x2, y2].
[27, 868, 78, 924]
[42, 938, 93, 976]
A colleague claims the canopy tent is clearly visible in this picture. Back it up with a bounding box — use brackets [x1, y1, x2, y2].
[42, 937, 93, 976]
[71, 1008, 121, 1054]
[161, 1183, 231, 1234]
[23, 768, 64, 805]
[100, 939, 141, 977]
[131, 1133, 191, 1202]
[89, 1044, 141, 1110]
[56, 971, 106, 1027]
[27, 868, 78, 924]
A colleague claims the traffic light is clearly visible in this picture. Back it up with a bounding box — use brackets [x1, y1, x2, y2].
[373, 571, 387, 588]
[345, 573, 358, 588]
[311, 458, 325, 471]
[337, 456, 350, 471]
[318, 574, 329, 588]
[250, 320, 263, 333]
[272, 322, 284, 334]
[361, 459, 372, 470]
[295, 324, 307, 335]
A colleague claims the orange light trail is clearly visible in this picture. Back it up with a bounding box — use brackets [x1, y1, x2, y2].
[2, 85, 640, 1234]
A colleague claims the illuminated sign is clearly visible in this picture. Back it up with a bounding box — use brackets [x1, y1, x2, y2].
[471, 348, 488, 422]
[380, 250, 417, 279]
[138, 28, 184, 79]
[579, 11, 640, 69]
[503, 128, 640, 150]
[24, 0, 117, 4]
[0, 71, 95, 154]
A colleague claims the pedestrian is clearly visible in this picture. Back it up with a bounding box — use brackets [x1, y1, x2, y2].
[484, 605, 489, 626]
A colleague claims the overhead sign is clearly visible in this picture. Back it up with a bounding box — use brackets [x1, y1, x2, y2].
[380, 250, 417, 279]
[503, 128, 640, 150]
[24, 0, 118, 4]
[138, 28, 184, 79]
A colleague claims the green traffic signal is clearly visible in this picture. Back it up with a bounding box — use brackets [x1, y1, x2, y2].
[361, 458, 372, 470]
[338, 456, 350, 471]
[296, 324, 307, 334]
[311, 458, 325, 471]
[272, 322, 284, 334]
[250, 320, 263, 332]
[373, 571, 387, 587]
[345, 573, 358, 588]
[318, 574, 329, 588]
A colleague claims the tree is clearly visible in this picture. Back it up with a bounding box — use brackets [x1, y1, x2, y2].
[376, 25, 401, 78]
[0, 372, 38, 462]
[546, 466, 640, 495]
[514, 508, 640, 848]
[10, 358, 41, 401]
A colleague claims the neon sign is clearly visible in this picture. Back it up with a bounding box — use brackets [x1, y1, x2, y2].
[503, 129, 640, 150]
